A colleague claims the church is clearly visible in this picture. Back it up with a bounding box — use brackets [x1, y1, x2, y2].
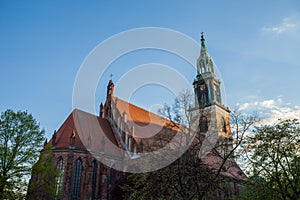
[28, 34, 246, 200]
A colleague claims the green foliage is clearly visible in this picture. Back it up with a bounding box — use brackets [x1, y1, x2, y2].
[122, 124, 238, 200]
[239, 119, 300, 200]
[0, 109, 45, 199]
[26, 145, 59, 200]
[121, 153, 219, 200]
[237, 175, 281, 200]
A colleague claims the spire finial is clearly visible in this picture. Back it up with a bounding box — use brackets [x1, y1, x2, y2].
[200, 32, 206, 50]
[201, 32, 205, 41]
[110, 73, 113, 80]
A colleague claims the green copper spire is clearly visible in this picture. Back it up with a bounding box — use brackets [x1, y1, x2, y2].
[201, 32, 206, 50]
[197, 32, 215, 76]
[193, 33, 223, 108]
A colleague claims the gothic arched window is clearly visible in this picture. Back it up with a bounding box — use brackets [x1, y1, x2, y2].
[55, 157, 65, 195]
[107, 168, 113, 192]
[91, 160, 98, 199]
[199, 116, 208, 132]
[98, 164, 103, 197]
[72, 159, 82, 200]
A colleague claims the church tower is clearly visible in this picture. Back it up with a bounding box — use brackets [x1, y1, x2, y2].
[192, 33, 232, 157]
[194, 33, 222, 108]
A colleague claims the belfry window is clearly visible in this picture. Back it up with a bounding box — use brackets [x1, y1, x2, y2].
[222, 117, 227, 133]
[55, 157, 65, 195]
[216, 87, 222, 103]
[72, 159, 82, 200]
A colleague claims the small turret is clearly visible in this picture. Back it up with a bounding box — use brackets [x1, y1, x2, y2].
[104, 79, 115, 118]
[52, 130, 57, 145]
[99, 103, 104, 118]
[107, 79, 114, 100]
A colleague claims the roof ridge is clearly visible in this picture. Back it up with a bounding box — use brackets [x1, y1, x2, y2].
[113, 96, 167, 119]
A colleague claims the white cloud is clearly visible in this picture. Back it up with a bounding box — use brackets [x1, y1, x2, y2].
[239, 102, 249, 110]
[237, 98, 300, 125]
[261, 99, 275, 108]
[261, 16, 299, 35]
[244, 14, 300, 66]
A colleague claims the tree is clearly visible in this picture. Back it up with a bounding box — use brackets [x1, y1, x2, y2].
[0, 109, 45, 199]
[26, 145, 59, 200]
[121, 91, 254, 200]
[239, 119, 300, 200]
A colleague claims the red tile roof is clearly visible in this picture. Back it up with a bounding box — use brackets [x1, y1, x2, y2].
[113, 97, 180, 139]
[49, 95, 245, 180]
[50, 109, 122, 157]
[203, 152, 247, 181]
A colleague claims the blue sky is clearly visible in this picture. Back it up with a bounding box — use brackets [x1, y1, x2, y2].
[1, 1, 300, 139]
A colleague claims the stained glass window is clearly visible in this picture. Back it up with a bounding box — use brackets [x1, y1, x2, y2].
[55, 157, 64, 195]
[71, 159, 82, 200]
[91, 160, 98, 199]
